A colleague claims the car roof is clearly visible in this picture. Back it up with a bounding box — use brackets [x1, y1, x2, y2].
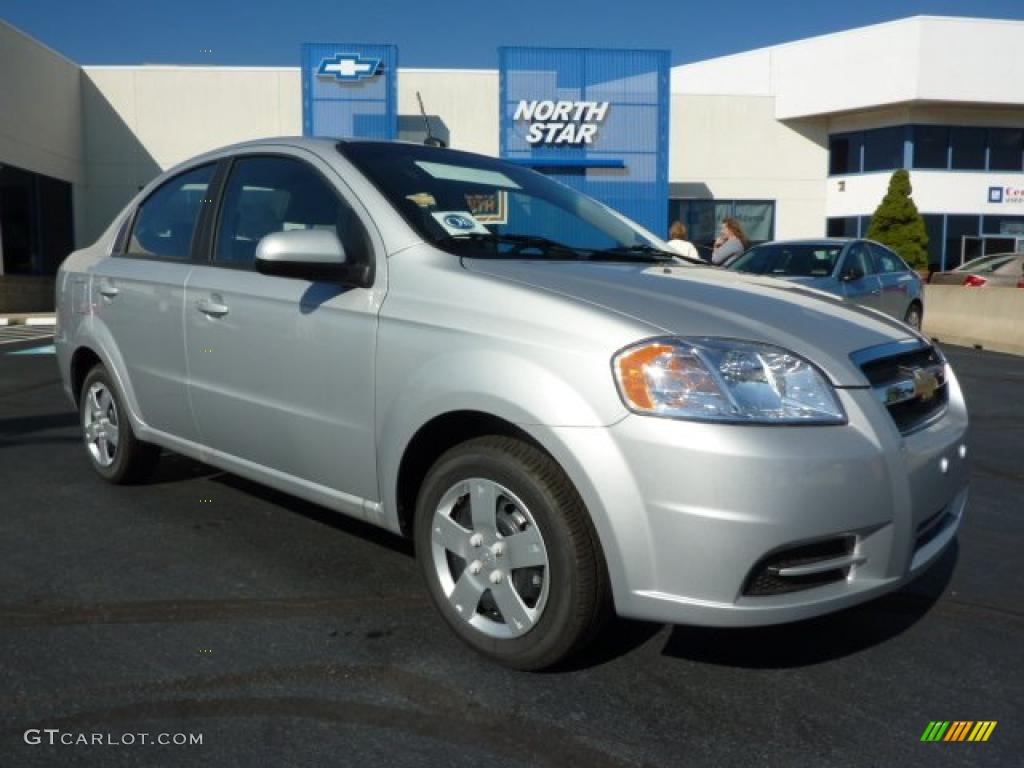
[754, 239, 853, 247]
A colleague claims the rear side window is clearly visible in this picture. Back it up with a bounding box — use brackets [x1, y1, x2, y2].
[214, 155, 369, 268]
[127, 164, 215, 260]
[868, 243, 907, 274]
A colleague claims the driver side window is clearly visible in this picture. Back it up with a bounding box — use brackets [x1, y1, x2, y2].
[214, 155, 370, 269]
[843, 243, 874, 278]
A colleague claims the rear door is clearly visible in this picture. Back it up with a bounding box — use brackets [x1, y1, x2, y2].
[90, 163, 216, 442]
[184, 150, 382, 500]
[838, 241, 884, 311]
[868, 242, 917, 317]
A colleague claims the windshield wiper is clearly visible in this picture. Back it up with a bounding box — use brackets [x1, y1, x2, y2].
[586, 244, 680, 264]
[438, 232, 589, 258]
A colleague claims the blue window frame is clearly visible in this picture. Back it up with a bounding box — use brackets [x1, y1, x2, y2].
[830, 124, 1024, 175]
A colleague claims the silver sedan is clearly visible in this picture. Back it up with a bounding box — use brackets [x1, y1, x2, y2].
[55, 138, 967, 669]
[727, 239, 926, 329]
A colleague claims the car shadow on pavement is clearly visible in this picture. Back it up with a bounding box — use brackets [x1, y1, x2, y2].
[659, 541, 959, 669]
[0, 410, 78, 437]
[210, 471, 415, 558]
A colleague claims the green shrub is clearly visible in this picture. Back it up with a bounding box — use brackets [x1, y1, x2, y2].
[866, 170, 929, 269]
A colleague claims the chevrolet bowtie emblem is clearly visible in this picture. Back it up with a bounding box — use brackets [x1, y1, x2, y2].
[910, 368, 940, 401]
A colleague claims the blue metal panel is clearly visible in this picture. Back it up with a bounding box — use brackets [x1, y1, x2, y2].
[301, 43, 398, 140]
[499, 47, 670, 236]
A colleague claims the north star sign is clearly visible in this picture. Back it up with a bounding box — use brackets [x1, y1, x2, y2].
[317, 53, 382, 81]
[514, 100, 610, 145]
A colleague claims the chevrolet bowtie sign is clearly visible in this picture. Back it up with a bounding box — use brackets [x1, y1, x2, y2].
[514, 100, 611, 145]
[317, 53, 382, 82]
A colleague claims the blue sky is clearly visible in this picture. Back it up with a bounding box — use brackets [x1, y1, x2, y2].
[4, 0, 1023, 68]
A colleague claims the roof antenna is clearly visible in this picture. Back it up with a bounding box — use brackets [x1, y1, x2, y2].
[417, 91, 447, 148]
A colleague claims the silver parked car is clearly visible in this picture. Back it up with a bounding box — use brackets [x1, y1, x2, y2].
[727, 239, 926, 329]
[929, 252, 1024, 288]
[56, 138, 968, 669]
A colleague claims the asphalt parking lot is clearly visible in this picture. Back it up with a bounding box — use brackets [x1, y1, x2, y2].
[0, 338, 1021, 767]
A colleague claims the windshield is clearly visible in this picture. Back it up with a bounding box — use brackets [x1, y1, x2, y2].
[954, 253, 1017, 273]
[729, 243, 844, 277]
[339, 142, 689, 263]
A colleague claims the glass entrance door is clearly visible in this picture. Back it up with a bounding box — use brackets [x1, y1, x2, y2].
[960, 236, 982, 265]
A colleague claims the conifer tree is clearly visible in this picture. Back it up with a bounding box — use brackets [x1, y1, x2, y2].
[866, 169, 929, 269]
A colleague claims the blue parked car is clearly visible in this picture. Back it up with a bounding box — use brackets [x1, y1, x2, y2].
[727, 238, 925, 329]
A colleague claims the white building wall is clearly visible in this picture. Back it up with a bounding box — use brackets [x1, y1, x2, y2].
[669, 94, 829, 239]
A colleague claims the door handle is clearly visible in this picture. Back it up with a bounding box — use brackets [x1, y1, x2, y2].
[195, 298, 229, 318]
[98, 283, 119, 298]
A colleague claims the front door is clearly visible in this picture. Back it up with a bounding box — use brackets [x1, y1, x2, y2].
[838, 241, 883, 311]
[90, 163, 216, 442]
[184, 151, 381, 501]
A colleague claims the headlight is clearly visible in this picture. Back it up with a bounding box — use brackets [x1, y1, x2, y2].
[612, 338, 846, 424]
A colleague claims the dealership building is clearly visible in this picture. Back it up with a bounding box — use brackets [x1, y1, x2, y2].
[2, 14, 1024, 310]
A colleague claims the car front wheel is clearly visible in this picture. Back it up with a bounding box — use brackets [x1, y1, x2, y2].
[904, 302, 923, 330]
[414, 436, 609, 670]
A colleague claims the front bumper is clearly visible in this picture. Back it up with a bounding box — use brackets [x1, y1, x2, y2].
[532, 368, 969, 627]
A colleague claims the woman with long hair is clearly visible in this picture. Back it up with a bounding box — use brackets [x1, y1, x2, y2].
[711, 217, 750, 266]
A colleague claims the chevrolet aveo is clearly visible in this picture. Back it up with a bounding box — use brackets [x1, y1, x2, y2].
[56, 138, 969, 669]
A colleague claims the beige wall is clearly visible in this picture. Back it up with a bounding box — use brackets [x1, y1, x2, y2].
[79, 66, 301, 244]
[0, 21, 83, 185]
[669, 94, 829, 239]
[75, 65, 499, 244]
[397, 69, 498, 157]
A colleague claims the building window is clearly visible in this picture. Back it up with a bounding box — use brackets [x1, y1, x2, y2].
[912, 126, 949, 169]
[0, 163, 74, 276]
[826, 217, 858, 238]
[829, 134, 861, 175]
[833, 124, 1024, 175]
[922, 214, 944, 271]
[988, 128, 1024, 171]
[669, 199, 775, 255]
[950, 127, 987, 170]
[862, 127, 905, 173]
[945, 215, 981, 268]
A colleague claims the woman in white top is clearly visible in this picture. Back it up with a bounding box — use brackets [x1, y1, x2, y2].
[665, 221, 699, 261]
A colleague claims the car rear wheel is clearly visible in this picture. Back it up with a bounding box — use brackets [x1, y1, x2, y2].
[80, 365, 160, 483]
[414, 436, 609, 670]
[904, 302, 923, 330]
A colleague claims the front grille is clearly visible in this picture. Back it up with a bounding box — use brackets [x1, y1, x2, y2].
[860, 346, 942, 387]
[856, 343, 948, 434]
[743, 536, 856, 597]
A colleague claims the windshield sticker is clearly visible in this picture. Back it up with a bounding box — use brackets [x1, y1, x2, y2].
[431, 211, 492, 236]
[465, 191, 508, 224]
[406, 192, 437, 208]
[415, 161, 522, 190]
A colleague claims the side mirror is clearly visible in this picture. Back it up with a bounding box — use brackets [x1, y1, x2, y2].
[255, 229, 371, 287]
[840, 265, 865, 282]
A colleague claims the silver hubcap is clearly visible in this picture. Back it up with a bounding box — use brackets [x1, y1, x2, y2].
[430, 478, 549, 639]
[83, 382, 119, 468]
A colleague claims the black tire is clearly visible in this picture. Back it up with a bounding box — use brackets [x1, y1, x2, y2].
[79, 364, 160, 484]
[414, 436, 610, 670]
[904, 302, 923, 330]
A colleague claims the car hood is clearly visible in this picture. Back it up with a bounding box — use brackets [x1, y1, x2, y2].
[462, 259, 919, 386]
